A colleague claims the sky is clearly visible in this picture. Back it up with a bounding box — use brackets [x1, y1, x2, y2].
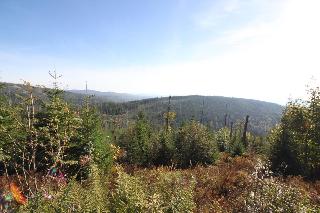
[1, 0, 320, 104]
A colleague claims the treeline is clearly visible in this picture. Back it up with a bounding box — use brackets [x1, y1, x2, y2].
[114, 111, 266, 168]
[99, 95, 282, 136]
[1, 82, 283, 136]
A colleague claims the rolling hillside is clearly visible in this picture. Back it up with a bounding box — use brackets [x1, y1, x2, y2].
[102, 96, 283, 135]
[1, 82, 283, 135]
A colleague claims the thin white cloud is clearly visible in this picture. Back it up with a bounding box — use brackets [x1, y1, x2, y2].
[192, 0, 282, 30]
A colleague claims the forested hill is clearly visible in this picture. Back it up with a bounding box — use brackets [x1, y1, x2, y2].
[69, 89, 149, 102]
[1, 82, 283, 135]
[0, 82, 148, 104]
[102, 96, 283, 135]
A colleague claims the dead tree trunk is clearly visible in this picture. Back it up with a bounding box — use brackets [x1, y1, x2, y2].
[242, 115, 249, 147]
[166, 96, 172, 131]
[224, 114, 228, 127]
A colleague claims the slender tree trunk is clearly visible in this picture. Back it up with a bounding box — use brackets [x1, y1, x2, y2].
[166, 96, 171, 131]
[230, 122, 233, 139]
[224, 114, 228, 127]
[242, 115, 250, 147]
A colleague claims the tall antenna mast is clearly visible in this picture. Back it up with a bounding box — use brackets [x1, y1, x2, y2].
[85, 81, 88, 94]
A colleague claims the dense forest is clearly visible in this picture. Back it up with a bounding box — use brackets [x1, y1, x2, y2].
[0, 75, 319, 212]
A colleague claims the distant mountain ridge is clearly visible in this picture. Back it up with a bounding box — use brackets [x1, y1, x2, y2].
[69, 89, 149, 102]
[0, 82, 150, 103]
[105, 95, 284, 135]
[1, 82, 283, 135]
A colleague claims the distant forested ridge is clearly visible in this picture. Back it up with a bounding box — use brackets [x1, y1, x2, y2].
[0, 82, 148, 104]
[70, 89, 150, 102]
[98, 96, 283, 136]
[1, 82, 283, 135]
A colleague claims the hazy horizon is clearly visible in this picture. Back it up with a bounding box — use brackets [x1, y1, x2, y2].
[0, 79, 290, 105]
[1, 0, 320, 105]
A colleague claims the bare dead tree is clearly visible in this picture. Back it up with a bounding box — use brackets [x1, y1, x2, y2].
[165, 96, 172, 131]
[26, 82, 39, 191]
[242, 115, 250, 147]
[49, 70, 62, 89]
[224, 103, 229, 127]
[224, 114, 228, 127]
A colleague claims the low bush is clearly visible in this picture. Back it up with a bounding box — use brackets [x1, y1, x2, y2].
[20, 165, 109, 212]
[175, 121, 219, 168]
[242, 160, 318, 212]
[110, 166, 196, 213]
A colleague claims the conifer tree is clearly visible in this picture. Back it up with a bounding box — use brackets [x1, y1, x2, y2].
[38, 71, 81, 176]
[73, 96, 113, 177]
[270, 87, 320, 179]
[118, 112, 153, 166]
[175, 120, 218, 168]
[153, 96, 176, 165]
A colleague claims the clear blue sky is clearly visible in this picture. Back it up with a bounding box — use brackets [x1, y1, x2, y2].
[1, 0, 320, 104]
[0, 0, 261, 65]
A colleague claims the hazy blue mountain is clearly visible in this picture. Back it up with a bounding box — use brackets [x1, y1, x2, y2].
[0, 82, 150, 103]
[69, 89, 150, 102]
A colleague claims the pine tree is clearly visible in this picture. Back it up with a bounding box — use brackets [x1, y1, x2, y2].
[37, 72, 81, 176]
[118, 112, 153, 166]
[175, 120, 218, 168]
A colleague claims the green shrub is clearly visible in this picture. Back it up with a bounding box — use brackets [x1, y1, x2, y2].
[117, 112, 154, 166]
[247, 136, 270, 155]
[76, 100, 114, 177]
[111, 166, 196, 213]
[110, 166, 148, 212]
[152, 130, 175, 166]
[143, 169, 196, 213]
[215, 127, 230, 152]
[20, 165, 109, 212]
[269, 87, 320, 179]
[175, 120, 219, 167]
[215, 126, 255, 157]
[229, 137, 245, 156]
